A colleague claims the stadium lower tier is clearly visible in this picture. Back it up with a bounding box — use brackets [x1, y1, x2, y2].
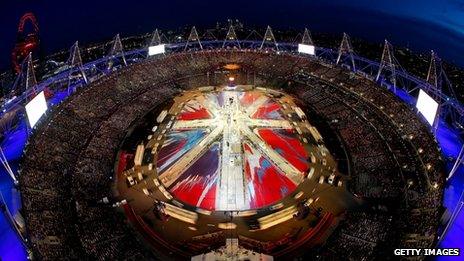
[19, 50, 444, 260]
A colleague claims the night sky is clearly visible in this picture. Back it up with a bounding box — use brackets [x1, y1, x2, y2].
[1, 0, 464, 69]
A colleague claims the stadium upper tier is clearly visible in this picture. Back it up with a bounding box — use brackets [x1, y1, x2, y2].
[19, 49, 444, 260]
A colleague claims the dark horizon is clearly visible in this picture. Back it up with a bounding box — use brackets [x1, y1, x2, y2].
[1, 0, 464, 70]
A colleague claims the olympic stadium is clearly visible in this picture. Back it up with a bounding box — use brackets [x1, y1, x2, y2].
[0, 19, 463, 260]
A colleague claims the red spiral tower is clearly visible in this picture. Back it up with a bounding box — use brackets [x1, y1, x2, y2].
[11, 13, 39, 74]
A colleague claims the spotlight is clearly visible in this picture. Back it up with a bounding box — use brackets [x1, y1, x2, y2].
[228, 76, 236, 87]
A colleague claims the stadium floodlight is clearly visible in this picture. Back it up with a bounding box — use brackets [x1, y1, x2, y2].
[25, 91, 47, 128]
[416, 89, 439, 126]
[298, 44, 315, 55]
[148, 44, 166, 56]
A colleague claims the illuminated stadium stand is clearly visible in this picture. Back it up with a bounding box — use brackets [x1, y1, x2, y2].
[0, 26, 463, 259]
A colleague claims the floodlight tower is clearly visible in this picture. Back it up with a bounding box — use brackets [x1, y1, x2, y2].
[427, 51, 440, 98]
[425, 51, 457, 100]
[12, 52, 37, 96]
[260, 26, 278, 50]
[146, 29, 164, 58]
[376, 40, 400, 92]
[107, 34, 127, 71]
[184, 26, 203, 51]
[67, 41, 87, 94]
[425, 50, 464, 180]
[425, 51, 458, 133]
[149, 29, 162, 47]
[336, 33, 356, 71]
[223, 24, 240, 49]
[301, 28, 314, 46]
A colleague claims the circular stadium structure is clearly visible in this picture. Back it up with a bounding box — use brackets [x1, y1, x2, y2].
[1, 26, 461, 260]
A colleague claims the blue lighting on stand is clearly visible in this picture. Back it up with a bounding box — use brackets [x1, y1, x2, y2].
[392, 86, 464, 258]
[0, 89, 73, 260]
[0, 120, 28, 260]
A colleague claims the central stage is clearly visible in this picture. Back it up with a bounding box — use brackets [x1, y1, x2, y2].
[115, 85, 354, 257]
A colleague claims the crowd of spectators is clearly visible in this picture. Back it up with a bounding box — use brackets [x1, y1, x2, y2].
[287, 57, 444, 259]
[317, 211, 392, 260]
[19, 53, 185, 259]
[18, 49, 444, 259]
